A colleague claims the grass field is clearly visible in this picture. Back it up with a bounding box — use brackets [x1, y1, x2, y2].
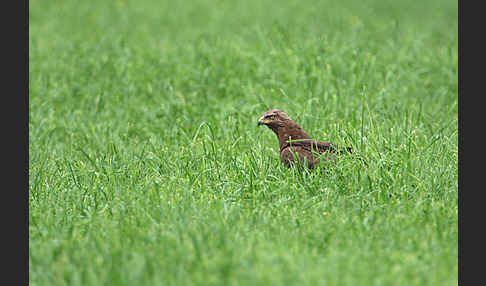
[29, 0, 458, 285]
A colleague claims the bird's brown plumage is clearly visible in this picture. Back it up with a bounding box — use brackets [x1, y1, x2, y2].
[258, 109, 353, 169]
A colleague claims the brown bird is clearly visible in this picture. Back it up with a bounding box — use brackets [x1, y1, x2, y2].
[258, 109, 353, 169]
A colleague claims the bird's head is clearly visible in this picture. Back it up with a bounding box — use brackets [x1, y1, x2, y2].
[258, 109, 312, 148]
[257, 109, 290, 129]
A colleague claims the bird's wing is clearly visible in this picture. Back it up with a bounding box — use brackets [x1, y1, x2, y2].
[313, 141, 353, 154]
[288, 140, 352, 154]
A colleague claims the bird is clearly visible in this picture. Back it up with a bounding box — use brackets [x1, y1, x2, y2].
[257, 109, 353, 169]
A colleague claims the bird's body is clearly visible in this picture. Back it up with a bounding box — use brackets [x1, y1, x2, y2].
[258, 109, 353, 169]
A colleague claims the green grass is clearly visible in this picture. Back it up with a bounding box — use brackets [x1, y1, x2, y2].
[29, 0, 458, 285]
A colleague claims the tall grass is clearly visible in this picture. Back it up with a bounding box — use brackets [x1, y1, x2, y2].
[29, 0, 458, 285]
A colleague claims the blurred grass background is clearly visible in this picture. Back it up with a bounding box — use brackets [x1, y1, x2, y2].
[29, 0, 457, 285]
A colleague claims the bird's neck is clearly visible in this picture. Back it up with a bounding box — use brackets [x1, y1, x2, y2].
[271, 120, 312, 151]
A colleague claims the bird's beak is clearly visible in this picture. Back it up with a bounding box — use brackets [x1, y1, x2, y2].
[257, 116, 272, 126]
